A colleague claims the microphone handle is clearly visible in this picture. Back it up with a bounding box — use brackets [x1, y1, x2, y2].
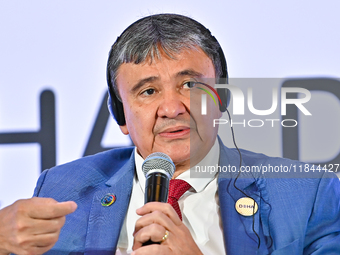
[144, 172, 169, 203]
[143, 172, 170, 246]
[142, 240, 160, 246]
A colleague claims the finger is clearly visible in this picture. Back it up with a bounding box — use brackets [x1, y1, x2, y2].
[28, 199, 77, 219]
[132, 223, 166, 250]
[134, 210, 176, 238]
[18, 216, 66, 236]
[31, 231, 61, 248]
[8, 244, 55, 255]
[136, 202, 181, 225]
[31, 245, 56, 255]
[6, 229, 61, 255]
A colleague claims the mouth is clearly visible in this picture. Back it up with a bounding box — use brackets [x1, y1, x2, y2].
[158, 126, 191, 139]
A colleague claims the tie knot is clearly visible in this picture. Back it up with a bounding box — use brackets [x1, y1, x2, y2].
[168, 179, 191, 201]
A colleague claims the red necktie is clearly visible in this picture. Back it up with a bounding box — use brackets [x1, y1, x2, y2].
[167, 179, 191, 221]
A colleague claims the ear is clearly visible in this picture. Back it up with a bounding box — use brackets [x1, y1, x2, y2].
[119, 124, 129, 135]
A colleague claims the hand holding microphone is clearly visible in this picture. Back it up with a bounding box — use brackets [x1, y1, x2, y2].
[141, 152, 175, 245]
[132, 152, 203, 255]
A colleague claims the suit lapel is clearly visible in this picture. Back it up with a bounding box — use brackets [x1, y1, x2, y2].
[217, 138, 269, 254]
[84, 152, 135, 254]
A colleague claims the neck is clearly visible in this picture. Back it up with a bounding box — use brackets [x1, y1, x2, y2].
[172, 168, 188, 179]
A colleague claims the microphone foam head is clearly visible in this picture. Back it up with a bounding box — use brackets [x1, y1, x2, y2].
[142, 152, 175, 178]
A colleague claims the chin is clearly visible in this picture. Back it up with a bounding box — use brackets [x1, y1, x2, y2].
[162, 147, 190, 164]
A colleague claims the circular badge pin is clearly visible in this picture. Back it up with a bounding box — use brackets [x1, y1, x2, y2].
[101, 194, 116, 207]
[235, 197, 258, 216]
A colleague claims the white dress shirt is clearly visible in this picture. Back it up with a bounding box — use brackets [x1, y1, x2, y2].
[116, 139, 226, 254]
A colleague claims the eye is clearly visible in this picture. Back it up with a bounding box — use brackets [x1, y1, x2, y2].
[183, 81, 196, 89]
[141, 88, 155, 96]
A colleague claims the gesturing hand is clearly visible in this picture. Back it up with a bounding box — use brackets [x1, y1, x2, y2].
[0, 197, 77, 255]
[132, 202, 203, 255]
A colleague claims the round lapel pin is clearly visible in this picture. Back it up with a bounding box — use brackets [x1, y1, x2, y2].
[235, 197, 258, 216]
[101, 194, 116, 206]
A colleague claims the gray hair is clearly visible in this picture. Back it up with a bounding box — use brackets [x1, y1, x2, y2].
[107, 13, 225, 100]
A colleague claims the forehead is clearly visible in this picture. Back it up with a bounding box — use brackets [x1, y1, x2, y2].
[116, 47, 216, 89]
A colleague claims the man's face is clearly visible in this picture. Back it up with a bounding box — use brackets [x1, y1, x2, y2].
[116, 47, 222, 173]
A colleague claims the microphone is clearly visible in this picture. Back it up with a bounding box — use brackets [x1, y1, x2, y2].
[142, 152, 175, 203]
[141, 152, 175, 246]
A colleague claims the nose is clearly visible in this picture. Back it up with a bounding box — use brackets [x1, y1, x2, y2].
[157, 90, 187, 119]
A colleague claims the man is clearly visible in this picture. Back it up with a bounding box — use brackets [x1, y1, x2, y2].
[1, 13, 340, 255]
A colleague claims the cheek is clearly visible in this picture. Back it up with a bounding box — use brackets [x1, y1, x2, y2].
[123, 105, 137, 131]
[125, 109, 141, 131]
[196, 107, 221, 133]
[124, 105, 154, 134]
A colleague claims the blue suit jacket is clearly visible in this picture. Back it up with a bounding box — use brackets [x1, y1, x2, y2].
[33, 140, 340, 254]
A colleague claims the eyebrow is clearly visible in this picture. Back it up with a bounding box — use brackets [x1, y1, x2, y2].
[130, 69, 205, 94]
[175, 69, 204, 79]
[130, 76, 159, 94]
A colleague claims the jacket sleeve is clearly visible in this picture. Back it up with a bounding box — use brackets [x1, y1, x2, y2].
[303, 172, 340, 254]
